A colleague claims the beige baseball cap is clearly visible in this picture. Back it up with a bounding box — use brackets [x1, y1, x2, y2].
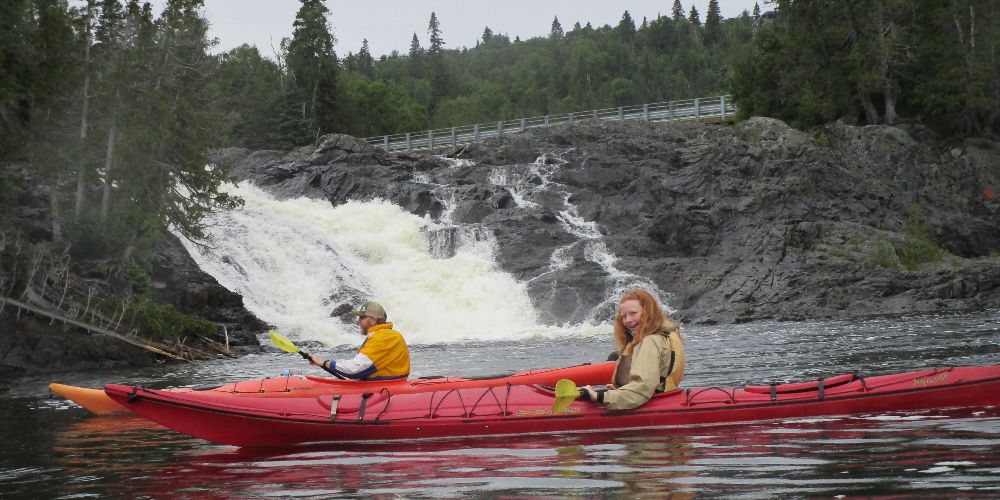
[349, 300, 387, 320]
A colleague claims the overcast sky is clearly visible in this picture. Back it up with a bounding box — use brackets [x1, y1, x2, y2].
[143, 0, 762, 58]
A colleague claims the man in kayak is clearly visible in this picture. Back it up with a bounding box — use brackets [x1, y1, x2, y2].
[306, 300, 411, 380]
[581, 289, 685, 409]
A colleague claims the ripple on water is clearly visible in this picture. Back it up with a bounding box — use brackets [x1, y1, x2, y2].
[4, 310, 1000, 498]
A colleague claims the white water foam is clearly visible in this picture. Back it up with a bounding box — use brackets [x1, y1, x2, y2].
[179, 182, 608, 346]
[487, 152, 671, 320]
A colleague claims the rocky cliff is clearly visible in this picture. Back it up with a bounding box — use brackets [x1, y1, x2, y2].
[0, 175, 265, 376]
[216, 118, 1000, 325]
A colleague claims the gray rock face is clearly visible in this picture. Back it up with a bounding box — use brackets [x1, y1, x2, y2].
[148, 233, 266, 349]
[224, 119, 1000, 325]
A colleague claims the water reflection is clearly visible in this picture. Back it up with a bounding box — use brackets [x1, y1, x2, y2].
[31, 403, 1000, 498]
[3, 310, 999, 498]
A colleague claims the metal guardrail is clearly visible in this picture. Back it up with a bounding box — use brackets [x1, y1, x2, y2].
[363, 95, 735, 154]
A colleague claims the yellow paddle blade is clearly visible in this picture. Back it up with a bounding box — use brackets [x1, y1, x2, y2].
[268, 330, 300, 353]
[551, 379, 580, 412]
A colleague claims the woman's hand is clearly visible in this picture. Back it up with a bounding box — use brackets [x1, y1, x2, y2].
[307, 354, 323, 366]
[581, 385, 599, 402]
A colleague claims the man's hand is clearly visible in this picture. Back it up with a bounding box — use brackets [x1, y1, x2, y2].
[307, 354, 323, 366]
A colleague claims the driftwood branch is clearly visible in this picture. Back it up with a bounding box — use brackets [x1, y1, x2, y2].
[0, 296, 231, 362]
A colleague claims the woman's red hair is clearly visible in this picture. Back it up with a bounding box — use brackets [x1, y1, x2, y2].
[613, 289, 679, 356]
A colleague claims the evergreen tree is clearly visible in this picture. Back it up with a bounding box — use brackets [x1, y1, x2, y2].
[408, 32, 421, 56]
[671, 0, 685, 22]
[22, 0, 83, 240]
[214, 44, 285, 148]
[729, 0, 995, 136]
[356, 38, 374, 78]
[119, 0, 239, 248]
[426, 12, 447, 111]
[482, 26, 493, 43]
[407, 32, 422, 78]
[909, 0, 999, 136]
[550, 16, 563, 39]
[688, 5, 701, 26]
[617, 11, 636, 38]
[285, 0, 340, 142]
[704, 0, 722, 44]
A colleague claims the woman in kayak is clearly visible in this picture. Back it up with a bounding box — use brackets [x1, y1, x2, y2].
[306, 300, 411, 380]
[581, 289, 685, 409]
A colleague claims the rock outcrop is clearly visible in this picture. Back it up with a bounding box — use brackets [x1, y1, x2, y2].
[220, 122, 1000, 325]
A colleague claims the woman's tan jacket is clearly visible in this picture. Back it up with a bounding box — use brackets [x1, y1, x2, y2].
[603, 330, 685, 410]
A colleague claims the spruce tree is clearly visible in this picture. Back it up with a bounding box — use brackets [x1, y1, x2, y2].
[688, 5, 701, 26]
[426, 12, 447, 112]
[408, 32, 422, 79]
[550, 16, 563, 39]
[704, 0, 721, 44]
[671, 0, 685, 22]
[357, 38, 374, 78]
[618, 11, 636, 38]
[285, 0, 340, 142]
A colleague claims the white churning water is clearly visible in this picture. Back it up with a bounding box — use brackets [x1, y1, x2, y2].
[179, 182, 609, 347]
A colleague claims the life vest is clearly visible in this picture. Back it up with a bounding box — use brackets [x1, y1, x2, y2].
[358, 323, 410, 380]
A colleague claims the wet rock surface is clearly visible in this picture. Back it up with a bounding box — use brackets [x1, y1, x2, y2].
[220, 123, 1000, 325]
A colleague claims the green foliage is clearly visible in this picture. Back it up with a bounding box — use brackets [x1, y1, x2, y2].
[341, 76, 428, 136]
[285, 0, 340, 141]
[128, 299, 216, 341]
[209, 6, 755, 146]
[732, 0, 999, 137]
[873, 234, 900, 269]
[900, 204, 945, 270]
[3, 0, 244, 267]
[212, 44, 286, 149]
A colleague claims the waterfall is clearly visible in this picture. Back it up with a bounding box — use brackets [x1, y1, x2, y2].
[178, 182, 607, 346]
[488, 153, 671, 321]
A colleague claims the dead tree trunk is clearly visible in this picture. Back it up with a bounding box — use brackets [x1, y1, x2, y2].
[99, 119, 116, 221]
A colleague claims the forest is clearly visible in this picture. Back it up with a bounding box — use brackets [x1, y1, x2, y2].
[0, 0, 997, 337]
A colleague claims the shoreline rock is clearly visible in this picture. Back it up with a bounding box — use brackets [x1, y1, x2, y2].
[222, 120, 1000, 325]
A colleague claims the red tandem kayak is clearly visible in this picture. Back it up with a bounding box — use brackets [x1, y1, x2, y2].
[52, 361, 615, 415]
[105, 364, 1000, 448]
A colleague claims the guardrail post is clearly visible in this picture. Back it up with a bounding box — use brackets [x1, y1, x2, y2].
[428, 130, 434, 152]
[643, 104, 649, 120]
[720, 96, 726, 121]
[695, 98, 700, 120]
[451, 127, 456, 147]
[474, 124, 480, 143]
[567, 112, 573, 123]
[669, 101, 674, 121]
[498, 121, 503, 138]
[383, 135, 389, 152]
[520, 118, 526, 131]
[405, 132, 411, 152]
[544, 115, 549, 126]
[618, 107, 623, 120]
[593, 109, 598, 120]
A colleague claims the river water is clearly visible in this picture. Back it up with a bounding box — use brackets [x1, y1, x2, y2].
[2, 310, 999, 498]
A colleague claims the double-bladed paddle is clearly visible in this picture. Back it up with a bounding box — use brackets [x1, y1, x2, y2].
[268, 330, 346, 380]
